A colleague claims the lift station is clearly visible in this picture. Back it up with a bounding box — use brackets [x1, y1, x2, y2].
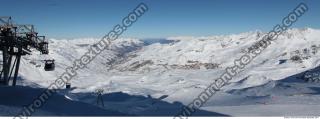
[0, 16, 53, 86]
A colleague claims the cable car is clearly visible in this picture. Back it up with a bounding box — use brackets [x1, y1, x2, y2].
[44, 60, 55, 71]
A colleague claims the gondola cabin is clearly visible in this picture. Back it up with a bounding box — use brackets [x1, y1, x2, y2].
[44, 60, 55, 71]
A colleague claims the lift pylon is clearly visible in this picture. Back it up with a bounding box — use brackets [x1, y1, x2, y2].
[0, 16, 50, 86]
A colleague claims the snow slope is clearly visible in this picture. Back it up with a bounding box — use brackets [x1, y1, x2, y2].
[2, 28, 320, 116]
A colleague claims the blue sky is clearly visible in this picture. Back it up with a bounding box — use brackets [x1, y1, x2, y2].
[0, 0, 319, 39]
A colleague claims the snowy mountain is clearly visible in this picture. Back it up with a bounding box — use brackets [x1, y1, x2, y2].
[2, 28, 320, 116]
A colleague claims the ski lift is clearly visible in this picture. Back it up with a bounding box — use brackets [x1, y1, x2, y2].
[44, 60, 55, 71]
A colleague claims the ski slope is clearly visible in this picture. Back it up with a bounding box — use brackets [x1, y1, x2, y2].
[1, 28, 320, 116]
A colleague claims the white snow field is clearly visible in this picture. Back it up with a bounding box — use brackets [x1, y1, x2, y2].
[1, 28, 320, 116]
